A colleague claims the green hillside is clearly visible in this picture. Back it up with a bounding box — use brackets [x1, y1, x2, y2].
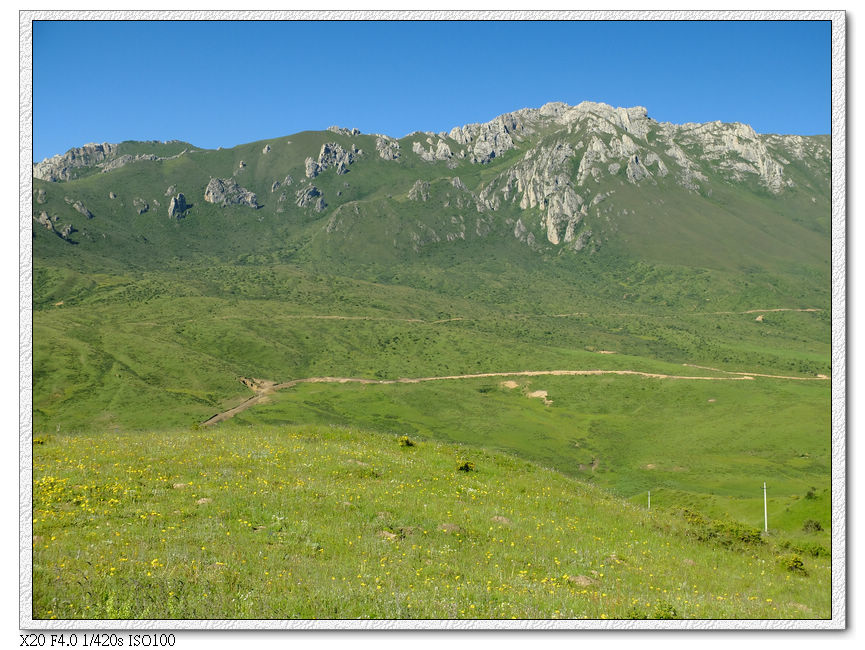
[30, 101, 832, 619]
[32, 424, 829, 620]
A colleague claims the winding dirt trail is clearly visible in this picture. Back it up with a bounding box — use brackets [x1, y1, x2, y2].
[205, 307, 821, 326]
[682, 363, 830, 381]
[201, 365, 828, 426]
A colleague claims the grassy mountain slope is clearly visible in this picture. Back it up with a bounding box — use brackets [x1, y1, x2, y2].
[33, 423, 829, 620]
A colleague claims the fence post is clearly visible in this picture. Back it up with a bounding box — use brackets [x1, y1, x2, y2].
[763, 482, 768, 531]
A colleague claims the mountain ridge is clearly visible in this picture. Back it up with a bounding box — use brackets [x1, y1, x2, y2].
[31, 99, 829, 283]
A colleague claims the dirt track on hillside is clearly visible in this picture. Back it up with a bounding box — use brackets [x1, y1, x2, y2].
[201, 365, 828, 426]
[209, 307, 821, 326]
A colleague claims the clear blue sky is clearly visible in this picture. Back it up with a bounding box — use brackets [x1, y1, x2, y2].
[32, 20, 831, 162]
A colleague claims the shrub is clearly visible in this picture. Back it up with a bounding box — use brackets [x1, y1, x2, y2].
[802, 519, 823, 533]
[677, 508, 763, 547]
[456, 460, 475, 472]
[780, 539, 830, 558]
[398, 436, 415, 447]
[780, 554, 807, 574]
[711, 519, 763, 546]
[653, 602, 680, 619]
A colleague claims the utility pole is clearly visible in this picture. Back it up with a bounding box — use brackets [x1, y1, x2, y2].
[763, 482, 768, 532]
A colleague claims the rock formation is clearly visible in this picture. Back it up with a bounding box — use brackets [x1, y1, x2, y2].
[204, 178, 259, 208]
[33, 211, 53, 231]
[64, 197, 94, 219]
[408, 179, 430, 202]
[305, 142, 361, 178]
[168, 193, 187, 219]
[33, 211, 75, 241]
[412, 138, 454, 163]
[375, 135, 400, 160]
[327, 126, 361, 136]
[479, 139, 587, 247]
[133, 197, 149, 215]
[33, 142, 118, 182]
[295, 185, 325, 210]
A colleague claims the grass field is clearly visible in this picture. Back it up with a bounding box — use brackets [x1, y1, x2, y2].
[32, 424, 830, 620]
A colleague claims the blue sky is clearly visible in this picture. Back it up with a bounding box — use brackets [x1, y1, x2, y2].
[32, 20, 831, 161]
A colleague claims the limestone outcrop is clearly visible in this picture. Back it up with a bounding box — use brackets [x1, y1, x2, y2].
[33, 211, 75, 240]
[168, 193, 187, 219]
[408, 180, 430, 202]
[375, 135, 400, 160]
[295, 185, 325, 211]
[204, 178, 259, 208]
[305, 142, 361, 178]
[33, 143, 118, 182]
[479, 139, 588, 248]
[64, 197, 94, 219]
[132, 197, 149, 215]
[327, 126, 361, 136]
[412, 138, 454, 163]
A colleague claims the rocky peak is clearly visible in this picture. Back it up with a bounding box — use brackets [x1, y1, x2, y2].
[34, 143, 190, 181]
[667, 120, 789, 192]
[33, 142, 119, 182]
[327, 126, 361, 136]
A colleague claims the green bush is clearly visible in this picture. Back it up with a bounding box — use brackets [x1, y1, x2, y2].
[779, 539, 830, 558]
[456, 460, 475, 472]
[398, 435, 415, 447]
[677, 509, 763, 547]
[780, 554, 807, 574]
[653, 601, 680, 619]
[802, 519, 823, 533]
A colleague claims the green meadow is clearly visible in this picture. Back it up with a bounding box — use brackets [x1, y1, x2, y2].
[32, 425, 829, 620]
[31, 123, 832, 619]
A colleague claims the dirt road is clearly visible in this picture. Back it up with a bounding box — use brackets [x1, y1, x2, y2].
[201, 365, 828, 426]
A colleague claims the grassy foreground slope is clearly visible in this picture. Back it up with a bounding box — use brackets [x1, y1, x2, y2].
[32, 424, 828, 620]
[239, 371, 830, 548]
